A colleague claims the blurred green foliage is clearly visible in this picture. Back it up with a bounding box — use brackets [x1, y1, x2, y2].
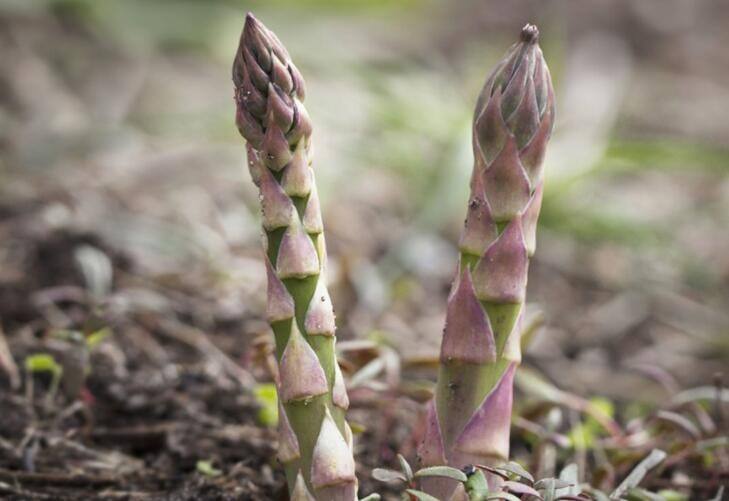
[196, 459, 223, 477]
[567, 397, 613, 449]
[25, 353, 63, 375]
[253, 383, 279, 427]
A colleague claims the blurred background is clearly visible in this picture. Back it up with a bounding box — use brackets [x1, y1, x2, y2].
[0, 0, 727, 499]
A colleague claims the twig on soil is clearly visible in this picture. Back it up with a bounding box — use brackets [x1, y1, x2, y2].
[0, 480, 55, 499]
[90, 423, 173, 452]
[714, 373, 726, 430]
[0, 467, 120, 487]
[18, 429, 39, 472]
[0, 323, 20, 389]
[89, 491, 164, 499]
[151, 317, 256, 388]
[48, 437, 144, 473]
[52, 400, 88, 429]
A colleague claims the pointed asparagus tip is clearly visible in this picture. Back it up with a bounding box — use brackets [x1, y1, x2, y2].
[520, 24, 539, 44]
[245, 12, 259, 28]
[243, 12, 271, 54]
[243, 12, 266, 46]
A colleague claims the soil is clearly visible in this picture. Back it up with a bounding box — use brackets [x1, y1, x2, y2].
[0, 229, 285, 500]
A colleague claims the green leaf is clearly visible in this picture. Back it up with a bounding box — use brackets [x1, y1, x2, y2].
[557, 463, 580, 496]
[24, 353, 62, 375]
[537, 478, 577, 501]
[196, 459, 222, 477]
[359, 494, 382, 501]
[486, 493, 522, 501]
[465, 469, 489, 501]
[610, 449, 667, 499]
[397, 453, 413, 482]
[405, 489, 440, 501]
[252, 383, 278, 427]
[495, 461, 534, 483]
[656, 490, 689, 501]
[413, 466, 467, 483]
[534, 478, 572, 491]
[372, 468, 407, 483]
[86, 327, 112, 349]
[504, 480, 542, 498]
[539, 478, 557, 501]
[349, 421, 367, 434]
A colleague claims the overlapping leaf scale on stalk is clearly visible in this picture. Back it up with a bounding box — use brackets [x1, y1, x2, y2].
[233, 13, 355, 500]
[419, 24, 555, 499]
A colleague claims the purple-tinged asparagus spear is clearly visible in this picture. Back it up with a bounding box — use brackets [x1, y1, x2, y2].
[419, 24, 555, 499]
[233, 13, 356, 500]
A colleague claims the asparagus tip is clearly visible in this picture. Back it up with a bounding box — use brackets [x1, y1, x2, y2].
[520, 24, 539, 44]
[244, 12, 266, 42]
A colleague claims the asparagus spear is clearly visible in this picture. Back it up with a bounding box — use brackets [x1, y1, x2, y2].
[419, 24, 555, 499]
[232, 13, 356, 501]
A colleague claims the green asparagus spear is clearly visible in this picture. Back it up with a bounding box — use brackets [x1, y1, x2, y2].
[233, 13, 356, 501]
[419, 24, 555, 499]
